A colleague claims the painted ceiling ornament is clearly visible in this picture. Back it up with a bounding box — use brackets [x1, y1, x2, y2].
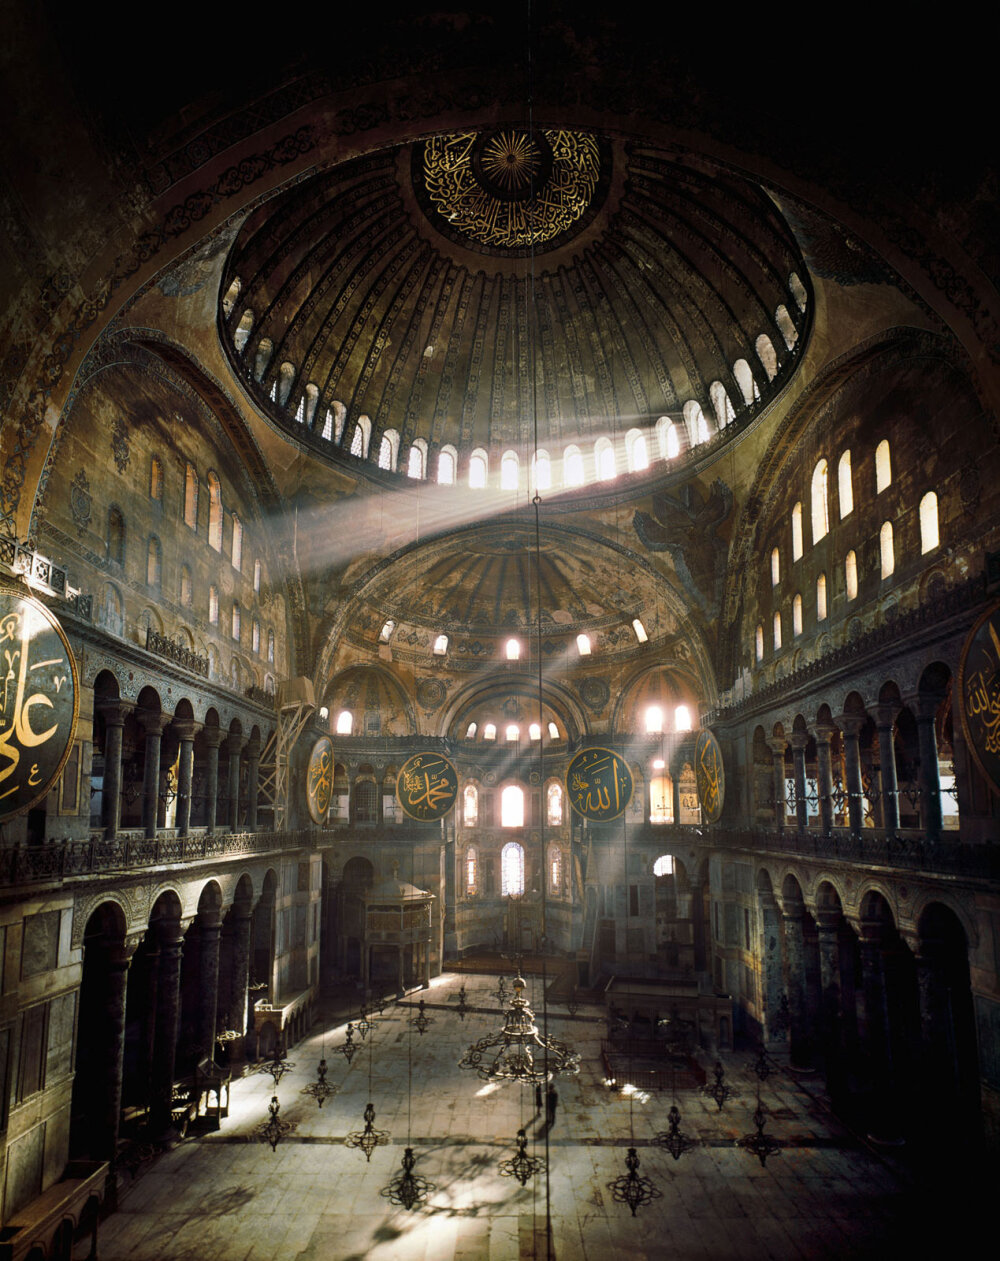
[417, 128, 609, 255]
[111, 415, 130, 473]
[70, 470, 91, 534]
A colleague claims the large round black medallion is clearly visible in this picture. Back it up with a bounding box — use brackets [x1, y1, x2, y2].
[958, 600, 1000, 795]
[397, 751, 459, 822]
[694, 730, 725, 824]
[566, 746, 633, 822]
[305, 735, 334, 824]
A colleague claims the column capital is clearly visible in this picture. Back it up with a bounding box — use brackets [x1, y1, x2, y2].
[225, 733, 247, 757]
[875, 701, 901, 730]
[246, 734, 262, 758]
[789, 731, 810, 752]
[836, 713, 868, 738]
[98, 699, 135, 726]
[202, 728, 227, 750]
[137, 709, 171, 737]
[766, 736, 788, 757]
[172, 719, 203, 742]
[814, 722, 837, 745]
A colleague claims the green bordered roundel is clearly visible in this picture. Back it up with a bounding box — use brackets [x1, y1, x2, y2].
[957, 600, 1000, 796]
[396, 751, 460, 822]
[0, 583, 80, 824]
[305, 735, 334, 824]
[566, 746, 633, 822]
[694, 729, 725, 824]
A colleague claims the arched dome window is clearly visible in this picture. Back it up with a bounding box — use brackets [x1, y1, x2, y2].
[732, 360, 758, 405]
[254, 338, 273, 382]
[483, 723, 497, 741]
[675, 705, 692, 732]
[437, 445, 457, 484]
[775, 304, 797, 350]
[793, 593, 803, 636]
[433, 633, 449, 655]
[505, 638, 521, 661]
[838, 450, 853, 517]
[233, 307, 253, 351]
[756, 334, 778, 381]
[811, 459, 829, 543]
[465, 721, 477, 740]
[875, 439, 892, 493]
[505, 723, 520, 742]
[920, 491, 939, 553]
[529, 722, 541, 740]
[207, 473, 222, 551]
[532, 449, 552, 491]
[845, 550, 858, 600]
[791, 502, 803, 561]
[684, 400, 710, 446]
[564, 444, 585, 487]
[501, 786, 524, 829]
[337, 710, 353, 735]
[222, 278, 242, 318]
[788, 271, 809, 311]
[469, 448, 488, 489]
[501, 841, 525, 894]
[595, 437, 616, 481]
[378, 429, 399, 471]
[277, 361, 296, 406]
[771, 547, 780, 587]
[304, 383, 320, 427]
[576, 633, 591, 656]
[880, 521, 894, 579]
[501, 450, 519, 490]
[547, 721, 560, 740]
[710, 381, 736, 428]
[626, 428, 649, 471]
[351, 416, 371, 459]
[817, 572, 828, 620]
[645, 705, 664, 734]
[407, 438, 427, 479]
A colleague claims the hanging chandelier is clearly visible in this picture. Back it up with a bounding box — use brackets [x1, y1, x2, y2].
[346, 1102, 391, 1161]
[701, 1060, 735, 1111]
[381, 1146, 434, 1211]
[607, 1147, 662, 1216]
[655, 1104, 696, 1161]
[460, 974, 580, 1083]
[338, 1024, 358, 1064]
[254, 1095, 296, 1151]
[738, 1097, 782, 1167]
[256, 1048, 295, 1088]
[411, 999, 434, 1036]
[300, 1058, 337, 1108]
[498, 1127, 547, 1186]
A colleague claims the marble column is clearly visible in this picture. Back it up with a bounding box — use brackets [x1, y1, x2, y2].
[838, 715, 866, 834]
[199, 913, 222, 1060]
[228, 909, 254, 1039]
[814, 723, 835, 835]
[766, 738, 787, 828]
[202, 729, 226, 835]
[875, 703, 901, 832]
[815, 909, 844, 1065]
[912, 697, 943, 840]
[173, 720, 201, 838]
[790, 733, 809, 832]
[98, 936, 140, 1168]
[98, 700, 133, 840]
[246, 736, 261, 832]
[858, 923, 892, 1094]
[138, 711, 170, 840]
[150, 922, 186, 1135]
[226, 734, 246, 832]
[782, 905, 810, 1066]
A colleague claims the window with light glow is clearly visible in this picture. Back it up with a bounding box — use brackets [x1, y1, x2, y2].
[845, 550, 858, 600]
[632, 618, 648, 643]
[437, 446, 457, 484]
[650, 777, 673, 824]
[811, 459, 829, 543]
[465, 722, 477, 739]
[433, 634, 449, 655]
[501, 786, 524, 828]
[838, 450, 853, 517]
[626, 429, 649, 471]
[645, 705, 664, 734]
[793, 593, 803, 636]
[336, 710, 353, 735]
[505, 723, 520, 742]
[576, 633, 591, 656]
[875, 440, 891, 493]
[547, 721, 560, 739]
[920, 491, 939, 553]
[500, 450, 519, 490]
[469, 450, 488, 489]
[231, 514, 243, 571]
[529, 722, 541, 740]
[501, 842, 525, 895]
[207, 472, 222, 551]
[880, 520, 894, 579]
[549, 845, 562, 892]
[463, 784, 478, 826]
[378, 619, 396, 642]
[466, 847, 477, 893]
[564, 444, 585, 486]
[532, 450, 551, 491]
[771, 548, 780, 586]
[184, 464, 198, 529]
[791, 501, 803, 560]
[483, 723, 496, 740]
[253, 558, 262, 593]
[817, 573, 827, 620]
[595, 438, 616, 481]
[407, 439, 427, 479]
[547, 782, 563, 825]
[755, 623, 764, 661]
[653, 854, 674, 877]
[773, 610, 782, 650]
[675, 705, 692, 732]
[505, 638, 520, 660]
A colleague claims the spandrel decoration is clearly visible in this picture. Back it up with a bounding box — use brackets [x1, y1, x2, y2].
[566, 747, 633, 822]
[958, 601, 1000, 794]
[396, 752, 459, 822]
[0, 584, 79, 823]
[306, 735, 334, 824]
[694, 729, 725, 824]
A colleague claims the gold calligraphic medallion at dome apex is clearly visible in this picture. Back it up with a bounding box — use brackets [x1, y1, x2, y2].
[566, 747, 633, 822]
[397, 752, 459, 822]
[305, 735, 334, 824]
[694, 729, 725, 824]
[958, 600, 1000, 795]
[0, 583, 79, 823]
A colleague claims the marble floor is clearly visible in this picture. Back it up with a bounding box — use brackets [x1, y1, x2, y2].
[83, 972, 980, 1260]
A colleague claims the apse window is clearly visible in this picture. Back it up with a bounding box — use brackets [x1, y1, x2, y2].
[838, 450, 853, 518]
[505, 638, 521, 660]
[465, 722, 477, 740]
[336, 710, 353, 735]
[505, 723, 520, 742]
[875, 439, 892, 493]
[501, 785, 525, 828]
[653, 854, 674, 877]
[674, 705, 692, 732]
[755, 623, 764, 661]
[576, 633, 591, 656]
[595, 438, 616, 481]
[463, 784, 478, 826]
[845, 550, 858, 600]
[469, 449, 488, 489]
[650, 777, 673, 824]
[645, 705, 664, 734]
[880, 520, 895, 579]
[433, 634, 449, 656]
[501, 841, 525, 895]
[547, 721, 560, 740]
[817, 573, 828, 620]
[632, 618, 648, 643]
[501, 450, 519, 490]
[920, 491, 939, 553]
[791, 502, 803, 560]
[771, 548, 780, 586]
[529, 722, 541, 741]
[664, 421, 680, 459]
[547, 782, 564, 825]
[378, 619, 396, 643]
[793, 593, 803, 637]
[626, 429, 649, 472]
[564, 445, 586, 487]
[483, 723, 497, 741]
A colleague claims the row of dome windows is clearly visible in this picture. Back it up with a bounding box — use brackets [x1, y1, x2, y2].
[755, 490, 940, 661]
[375, 620, 650, 657]
[224, 279, 806, 491]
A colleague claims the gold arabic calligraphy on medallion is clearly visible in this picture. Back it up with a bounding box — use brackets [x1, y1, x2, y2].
[0, 584, 79, 823]
[694, 730, 725, 824]
[958, 601, 1000, 795]
[396, 752, 459, 822]
[566, 747, 633, 822]
[305, 735, 334, 824]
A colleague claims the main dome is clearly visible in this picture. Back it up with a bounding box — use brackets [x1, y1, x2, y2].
[219, 133, 810, 486]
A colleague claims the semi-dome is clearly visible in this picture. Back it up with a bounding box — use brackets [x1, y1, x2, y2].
[219, 133, 810, 490]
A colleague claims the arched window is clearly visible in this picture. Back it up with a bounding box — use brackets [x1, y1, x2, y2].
[773, 610, 782, 651]
[791, 501, 803, 561]
[232, 603, 241, 640]
[632, 618, 648, 643]
[254, 338, 273, 382]
[732, 360, 758, 406]
[532, 449, 552, 491]
[253, 559, 261, 594]
[817, 572, 828, 620]
[792, 593, 803, 636]
[547, 721, 560, 740]
[837, 450, 853, 517]
[875, 439, 891, 493]
[645, 705, 664, 734]
[920, 491, 939, 553]
[437, 445, 457, 484]
[433, 633, 449, 655]
[465, 847, 477, 894]
[650, 776, 673, 824]
[252, 619, 261, 654]
[483, 722, 497, 741]
[501, 841, 525, 894]
[811, 459, 829, 543]
[548, 845, 563, 893]
[845, 550, 858, 600]
[663, 420, 680, 459]
[277, 361, 296, 406]
[595, 438, 616, 481]
[626, 428, 649, 471]
[755, 623, 764, 661]
[232, 305, 252, 349]
[710, 381, 736, 427]
[880, 520, 894, 579]
[149, 456, 162, 501]
[378, 619, 396, 643]
[464, 784, 479, 826]
[222, 278, 241, 318]
[267, 630, 275, 663]
[653, 853, 674, 876]
[675, 705, 692, 732]
[180, 564, 192, 607]
[775, 304, 797, 350]
[771, 547, 780, 586]
[564, 444, 585, 486]
[756, 333, 778, 381]
[469, 448, 488, 489]
[500, 450, 519, 490]
[304, 383, 320, 428]
[207, 472, 222, 551]
[351, 417, 371, 458]
[407, 438, 427, 479]
[330, 401, 346, 443]
[654, 416, 671, 459]
[505, 723, 520, 742]
[465, 722, 478, 739]
[231, 514, 243, 571]
[684, 400, 710, 446]
[529, 722, 541, 740]
[789, 271, 808, 311]
[146, 536, 161, 587]
[353, 776, 377, 823]
[208, 585, 219, 624]
[378, 430, 398, 471]
[505, 638, 520, 660]
[294, 395, 305, 423]
[336, 710, 353, 735]
[107, 507, 125, 565]
[576, 633, 591, 656]
[184, 464, 198, 529]
[547, 783, 563, 825]
[501, 786, 524, 829]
